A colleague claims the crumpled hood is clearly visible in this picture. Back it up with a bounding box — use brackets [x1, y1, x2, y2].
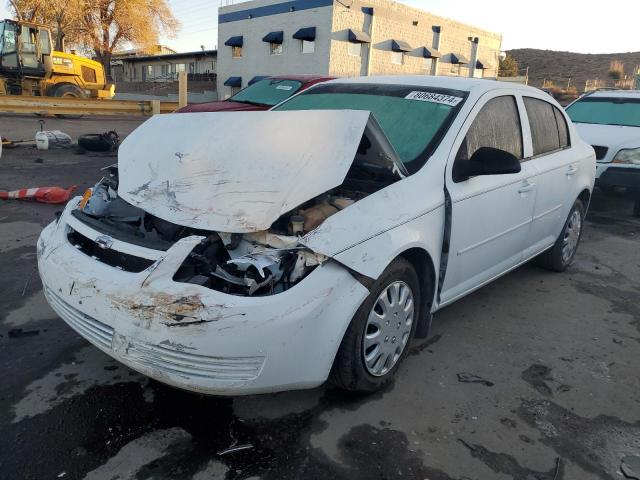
[574, 123, 640, 154]
[118, 110, 373, 232]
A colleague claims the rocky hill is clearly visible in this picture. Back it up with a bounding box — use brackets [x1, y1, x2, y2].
[507, 48, 640, 90]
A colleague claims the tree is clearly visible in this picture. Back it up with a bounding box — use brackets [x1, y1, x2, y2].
[8, 0, 180, 76]
[499, 54, 519, 77]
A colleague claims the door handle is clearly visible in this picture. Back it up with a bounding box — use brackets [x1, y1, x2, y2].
[566, 166, 578, 176]
[518, 181, 536, 194]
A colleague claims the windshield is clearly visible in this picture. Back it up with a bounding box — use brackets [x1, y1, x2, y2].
[274, 83, 466, 173]
[230, 78, 303, 106]
[566, 97, 640, 128]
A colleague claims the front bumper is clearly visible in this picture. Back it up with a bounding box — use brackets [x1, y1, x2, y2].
[595, 164, 640, 191]
[37, 201, 369, 395]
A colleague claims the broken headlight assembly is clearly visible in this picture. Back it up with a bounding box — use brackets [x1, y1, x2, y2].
[173, 233, 326, 297]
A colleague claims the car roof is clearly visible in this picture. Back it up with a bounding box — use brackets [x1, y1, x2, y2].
[322, 75, 541, 95]
[584, 89, 640, 98]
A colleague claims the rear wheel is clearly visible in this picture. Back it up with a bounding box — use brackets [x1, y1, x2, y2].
[331, 258, 419, 393]
[536, 199, 585, 272]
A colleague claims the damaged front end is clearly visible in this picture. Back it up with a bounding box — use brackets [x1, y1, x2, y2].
[71, 110, 405, 297]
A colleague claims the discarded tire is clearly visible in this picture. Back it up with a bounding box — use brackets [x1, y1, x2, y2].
[78, 131, 120, 152]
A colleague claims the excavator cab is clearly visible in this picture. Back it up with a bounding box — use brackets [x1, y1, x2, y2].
[0, 20, 52, 93]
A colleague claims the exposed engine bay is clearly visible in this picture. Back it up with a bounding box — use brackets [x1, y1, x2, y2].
[72, 128, 401, 297]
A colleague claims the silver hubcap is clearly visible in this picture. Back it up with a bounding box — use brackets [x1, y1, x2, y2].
[562, 209, 582, 263]
[363, 281, 414, 377]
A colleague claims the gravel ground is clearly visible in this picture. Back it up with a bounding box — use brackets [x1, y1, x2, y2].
[1, 115, 639, 480]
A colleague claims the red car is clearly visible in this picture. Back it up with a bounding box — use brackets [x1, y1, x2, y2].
[177, 75, 335, 113]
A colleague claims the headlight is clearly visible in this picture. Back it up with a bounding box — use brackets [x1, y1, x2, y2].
[613, 148, 640, 165]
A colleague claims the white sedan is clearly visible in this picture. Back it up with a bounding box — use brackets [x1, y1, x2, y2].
[566, 89, 640, 216]
[37, 76, 595, 395]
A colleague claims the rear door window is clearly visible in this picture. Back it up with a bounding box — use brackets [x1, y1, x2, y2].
[456, 95, 524, 163]
[524, 97, 562, 156]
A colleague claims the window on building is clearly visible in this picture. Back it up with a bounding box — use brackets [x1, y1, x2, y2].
[391, 51, 404, 65]
[232, 46, 242, 58]
[348, 42, 361, 57]
[176, 63, 186, 72]
[524, 97, 567, 156]
[189, 62, 195, 73]
[423, 58, 433, 72]
[161, 64, 169, 76]
[146, 65, 153, 78]
[231, 86, 241, 96]
[302, 40, 315, 54]
[455, 96, 523, 178]
[270, 42, 283, 55]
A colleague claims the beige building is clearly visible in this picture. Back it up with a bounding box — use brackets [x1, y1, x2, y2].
[217, 0, 502, 97]
[113, 50, 217, 83]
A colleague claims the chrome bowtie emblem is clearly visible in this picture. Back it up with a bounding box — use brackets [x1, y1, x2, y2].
[95, 235, 114, 250]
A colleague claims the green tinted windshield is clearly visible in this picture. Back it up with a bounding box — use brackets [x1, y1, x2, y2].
[231, 79, 303, 106]
[566, 97, 640, 127]
[275, 84, 465, 171]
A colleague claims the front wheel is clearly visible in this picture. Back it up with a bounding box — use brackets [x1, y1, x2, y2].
[50, 84, 86, 119]
[331, 258, 420, 393]
[535, 199, 585, 272]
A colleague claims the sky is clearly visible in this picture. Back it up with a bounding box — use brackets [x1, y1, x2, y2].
[1, 0, 639, 54]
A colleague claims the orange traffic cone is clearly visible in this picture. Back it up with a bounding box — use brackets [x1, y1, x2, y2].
[0, 186, 77, 204]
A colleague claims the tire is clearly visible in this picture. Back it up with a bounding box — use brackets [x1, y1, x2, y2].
[535, 199, 585, 272]
[331, 258, 420, 393]
[78, 131, 119, 152]
[50, 84, 86, 119]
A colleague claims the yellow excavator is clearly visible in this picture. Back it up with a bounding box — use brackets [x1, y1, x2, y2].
[0, 19, 114, 99]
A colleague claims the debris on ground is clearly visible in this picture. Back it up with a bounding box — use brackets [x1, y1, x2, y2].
[217, 444, 254, 456]
[78, 131, 120, 152]
[8, 328, 41, 338]
[0, 185, 77, 204]
[456, 372, 495, 387]
[35, 129, 72, 150]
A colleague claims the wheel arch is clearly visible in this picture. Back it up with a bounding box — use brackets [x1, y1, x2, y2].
[578, 188, 591, 209]
[397, 247, 436, 337]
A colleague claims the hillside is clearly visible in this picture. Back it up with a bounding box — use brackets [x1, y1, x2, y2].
[507, 48, 640, 90]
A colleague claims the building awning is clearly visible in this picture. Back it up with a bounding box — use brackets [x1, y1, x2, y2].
[475, 59, 493, 69]
[348, 29, 371, 43]
[421, 46, 442, 58]
[262, 31, 284, 44]
[391, 40, 413, 52]
[450, 53, 469, 65]
[249, 75, 269, 85]
[224, 76, 242, 87]
[224, 36, 243, 47]
[293, 27, 316, 41]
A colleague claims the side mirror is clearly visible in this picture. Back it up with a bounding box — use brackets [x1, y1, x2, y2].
[453, 147, 521, 182]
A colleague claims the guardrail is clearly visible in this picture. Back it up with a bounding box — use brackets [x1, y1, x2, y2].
[0, 95, 180, 117]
